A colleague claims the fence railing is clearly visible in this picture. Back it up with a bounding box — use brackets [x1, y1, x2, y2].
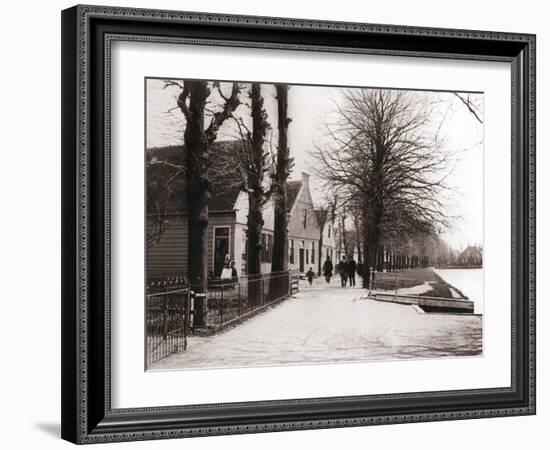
[145, 271, 299, 365]
[205, 270, 299, 329]
[146, 287, 190, 367]
[147, 276, 187, 294]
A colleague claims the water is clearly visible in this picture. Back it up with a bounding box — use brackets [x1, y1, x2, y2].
[436, 268, 484, 314]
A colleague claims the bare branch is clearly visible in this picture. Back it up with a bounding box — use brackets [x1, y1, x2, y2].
[454, 93, 483, 124]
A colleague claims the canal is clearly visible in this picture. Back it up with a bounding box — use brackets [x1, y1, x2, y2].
[436, 268, 483, 314]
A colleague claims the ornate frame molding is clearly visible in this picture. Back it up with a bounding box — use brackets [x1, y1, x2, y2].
[62, 4, 536, 444]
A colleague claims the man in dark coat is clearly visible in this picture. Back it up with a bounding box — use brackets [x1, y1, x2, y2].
[306, 267, 315, 286]
[338, 256, 349, 287]
[348, 256, 357, 287]
[322, 256, 333, 284]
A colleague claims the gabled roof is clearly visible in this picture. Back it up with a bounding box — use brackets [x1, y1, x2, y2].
[287, 180, 302, 212]
[148, 141, 308, 215]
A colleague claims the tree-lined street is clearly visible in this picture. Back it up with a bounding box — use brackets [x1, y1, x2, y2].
[146, 79, 484, 368]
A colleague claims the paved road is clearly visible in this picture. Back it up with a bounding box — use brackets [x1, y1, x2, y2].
[151, 280, 482, 370]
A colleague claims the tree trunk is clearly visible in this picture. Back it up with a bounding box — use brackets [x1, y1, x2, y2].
[377, 244, 385, 272]
[184, 81, 211, 295]
[340, 210, 347, 257]
[247, 83, 267, 307]
[247, 191, 263, 306]
[318, 234, 324, 276]
[363, 219, 380, 288]
[271, 84, 291, 272]
[362, 232, 371, 288]
[178, 80, 240, 328]
[356, 240, 363, 266]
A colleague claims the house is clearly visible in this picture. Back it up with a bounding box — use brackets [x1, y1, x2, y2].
[146, 143, 322, 281]
[286, 173, 322, 274]
[232, 186, 276, 275]
[146, 142, 243, 280]
[457, 245, 483, 267]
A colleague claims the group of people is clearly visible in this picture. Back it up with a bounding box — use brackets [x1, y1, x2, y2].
[223, 252, 359, 288]
[305, 255, 358, 287]
[336, 255, 358, 287]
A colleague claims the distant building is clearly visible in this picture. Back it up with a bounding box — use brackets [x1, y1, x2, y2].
[147, 143, 321, 280]
[457, 245, 483, 267]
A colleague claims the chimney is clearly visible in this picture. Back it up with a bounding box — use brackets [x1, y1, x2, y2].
[301, 171, 310, 188]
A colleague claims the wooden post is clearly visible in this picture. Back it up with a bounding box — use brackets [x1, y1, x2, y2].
[394, 272, 400, 301]
[368, 266, 374, 297]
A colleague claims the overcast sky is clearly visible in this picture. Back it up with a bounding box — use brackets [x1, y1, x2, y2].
[146, 79, 483, 251]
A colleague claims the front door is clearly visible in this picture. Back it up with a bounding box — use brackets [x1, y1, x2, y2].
[213, 227, 230, 278]
[299, 248, 305, 273]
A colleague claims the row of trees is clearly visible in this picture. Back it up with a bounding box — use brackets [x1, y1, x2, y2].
[157, 81, 293, 296]
[149, 82, 480, 292]
[315, 89, 453, 287]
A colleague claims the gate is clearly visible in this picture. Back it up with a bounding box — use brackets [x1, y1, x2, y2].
[146, 287, 191, 367]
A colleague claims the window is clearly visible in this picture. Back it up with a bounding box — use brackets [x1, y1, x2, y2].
[289, 239, 294, 264]
[302, 209, 307, 229]
[311, 242, 315, 264]
[242, 230, 248, 260]
[328, 224, 331, 238]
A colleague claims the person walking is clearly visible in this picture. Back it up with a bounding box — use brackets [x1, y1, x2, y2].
[338, 256, 349, 287]
[306, 267, 315, 286]
[322, 256, 333, 284]
[348, 256, 357, 287]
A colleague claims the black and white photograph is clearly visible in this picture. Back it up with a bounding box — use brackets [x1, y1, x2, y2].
[0, 0, 542, 446]
[145, 78, 484, 370]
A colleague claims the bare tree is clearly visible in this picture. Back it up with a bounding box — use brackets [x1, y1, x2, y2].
[271, 84, 293, 273]
[315, 88, 451, 287]
[351, 210, 362, 263]
[246, 84, 271, 287]
[169, 80, 241, 294]
[220, 84, 272, 305]
[339, 206, 348, 258]
[454, 93, 483, 124]
[146, 155, 184, 247]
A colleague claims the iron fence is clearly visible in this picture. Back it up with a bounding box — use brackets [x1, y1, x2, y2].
[145, 271, 299, 364]
[205, 270, 299, 329]
[147, 276, 187, 294]
[146, 287, 190, 367]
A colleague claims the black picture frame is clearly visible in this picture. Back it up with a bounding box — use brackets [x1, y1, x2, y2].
[61, 4, 536, 444]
